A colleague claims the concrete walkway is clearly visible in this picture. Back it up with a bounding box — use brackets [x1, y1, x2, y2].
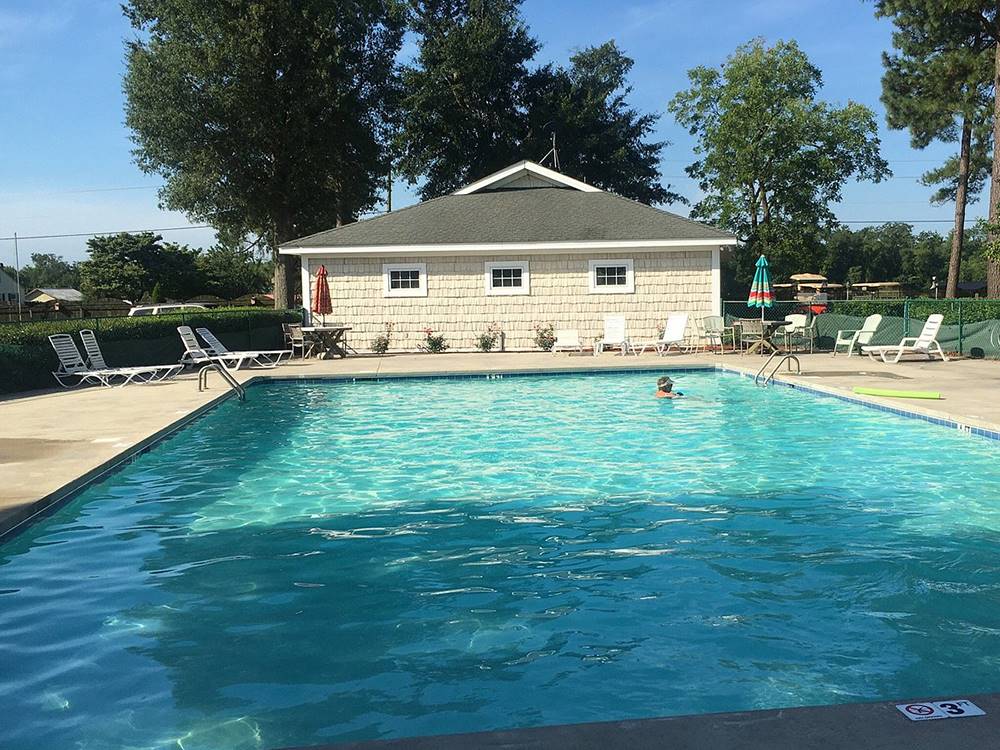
[2, 350, 999, 537]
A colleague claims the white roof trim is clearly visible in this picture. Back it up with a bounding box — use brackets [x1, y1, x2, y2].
[453, 160, 602, 195]
[281, 238, 737, 257]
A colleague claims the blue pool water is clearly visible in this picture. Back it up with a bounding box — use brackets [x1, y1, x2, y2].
[2, 372, 1000, 749]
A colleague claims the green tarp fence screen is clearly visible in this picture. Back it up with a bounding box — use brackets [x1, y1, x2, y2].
[722, 298, 1000, 358]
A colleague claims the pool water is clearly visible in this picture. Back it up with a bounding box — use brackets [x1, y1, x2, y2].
[2, 372, 1000, 749]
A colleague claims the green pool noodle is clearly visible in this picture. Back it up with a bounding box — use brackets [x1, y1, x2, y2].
[852, 386, 941, 400]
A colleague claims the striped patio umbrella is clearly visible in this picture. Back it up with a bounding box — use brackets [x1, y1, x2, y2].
[747, 255, 774, 321]
[311, 265, 332, 325]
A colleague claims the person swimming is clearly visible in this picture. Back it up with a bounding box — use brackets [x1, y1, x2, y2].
[655, 376, 683, 399]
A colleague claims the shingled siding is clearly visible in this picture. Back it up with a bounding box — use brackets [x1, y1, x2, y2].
[308, 250, 715, 351]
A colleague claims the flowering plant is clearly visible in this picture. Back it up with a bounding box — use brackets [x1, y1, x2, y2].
[533, 322, 556, 351]
[420, 328, 449, 353]
[476, 322, 503, 352]
[370, 322, 394, 355]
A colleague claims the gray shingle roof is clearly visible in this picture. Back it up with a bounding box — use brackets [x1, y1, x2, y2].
[282, 187, 734, 249]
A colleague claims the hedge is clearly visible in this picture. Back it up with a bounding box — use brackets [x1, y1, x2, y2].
[0, 308, 301, 394]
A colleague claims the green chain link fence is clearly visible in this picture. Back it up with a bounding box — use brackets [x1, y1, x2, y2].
[722, 298, 1000, 359]
[0, 307, 302, 394]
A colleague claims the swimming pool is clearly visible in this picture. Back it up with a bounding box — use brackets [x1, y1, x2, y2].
[2, 371, 999, 749]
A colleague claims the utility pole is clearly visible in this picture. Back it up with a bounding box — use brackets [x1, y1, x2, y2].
[13, 232, 22, 321]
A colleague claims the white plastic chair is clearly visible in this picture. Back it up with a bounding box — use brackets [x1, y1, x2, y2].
[833, 314, 882, 356]
[632, 314, 689, 355]
[551, 329, 583, 354]
[863, 314, 948, 363]
[596, 315, 630, 355]
[700, 315, 734, 354]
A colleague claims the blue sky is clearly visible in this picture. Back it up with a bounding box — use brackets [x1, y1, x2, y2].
[0, 0, 980, 265]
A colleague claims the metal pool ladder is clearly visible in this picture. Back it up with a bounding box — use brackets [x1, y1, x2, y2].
[198, 361, 246, 401]
[754, 351, 801, 387]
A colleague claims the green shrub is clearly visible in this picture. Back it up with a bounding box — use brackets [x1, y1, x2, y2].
[0, 308, 301, 394]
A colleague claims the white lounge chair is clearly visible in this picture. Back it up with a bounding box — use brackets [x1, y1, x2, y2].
[634, 313, 689, 355]
[863, 314, 948, 363]
[833, 314, 882, 357]
[48, 334, 173, 388]
[596, 315, 630, 355]
[178, 326, 248, 369]
[79, 329, 182, 384]
[551, 329, 583, 354]
[195, 327, 292, 369]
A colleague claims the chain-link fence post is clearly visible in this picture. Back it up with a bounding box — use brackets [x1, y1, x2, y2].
[902, 299, 910, 338]
[958, 299, 964, 356]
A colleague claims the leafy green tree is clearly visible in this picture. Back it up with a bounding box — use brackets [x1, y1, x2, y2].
[18, 253, 80, 290]
[123, 0, 406, 308]
[879, 5, 993, 298]
[399, 5, 675, 204]
[398, 0, 539, 198]
[79, 233, 201, 301]
[668, 39, 890, 284]
[522, 41, 682, 205]
[875, 1, 1000, 297]
[195, 244, 272, 299]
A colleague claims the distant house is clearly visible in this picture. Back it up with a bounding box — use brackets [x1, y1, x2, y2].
[280, 160, 737, 350]
[0, 266, 22, 304]
[26, 288, 84, 304]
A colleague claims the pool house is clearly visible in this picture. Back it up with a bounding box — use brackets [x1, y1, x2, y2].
[281, 160, 737, 350]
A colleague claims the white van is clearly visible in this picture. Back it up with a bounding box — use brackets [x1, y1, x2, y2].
[127, 303, 209, 317]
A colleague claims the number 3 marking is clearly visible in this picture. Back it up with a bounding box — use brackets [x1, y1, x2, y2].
[939, 703, 965, 715]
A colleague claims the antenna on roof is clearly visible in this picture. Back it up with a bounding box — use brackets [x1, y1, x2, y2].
[538, 126, 560, 171]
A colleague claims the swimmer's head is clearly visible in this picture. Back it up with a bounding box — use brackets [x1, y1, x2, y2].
[657, 376, 673, 391]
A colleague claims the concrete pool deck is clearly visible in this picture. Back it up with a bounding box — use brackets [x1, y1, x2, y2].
[286, 692, 1000, 750]
[3, 349, 1000, 538]
[2, 350, 1000, 749]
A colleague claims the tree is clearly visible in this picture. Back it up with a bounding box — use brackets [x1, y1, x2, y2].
[398, 0, 539, 198]
[18, 253, 80, 290]
[522, 42, 682, 205]
[668, 39, 890, 284]
[79, 232, 201, 301]
[123, 0, 406, 308]
[875, 1, 1000, 297]
[399, 4, 676, 204]
[195, 244, 272, 299]
[879, 4, 993, 298]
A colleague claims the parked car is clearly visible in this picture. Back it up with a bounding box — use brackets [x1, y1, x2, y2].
[128, 303, 209, 317]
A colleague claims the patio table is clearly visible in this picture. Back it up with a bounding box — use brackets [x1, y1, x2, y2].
[742, 319, 788, 356]
[302, 325, 353, 359]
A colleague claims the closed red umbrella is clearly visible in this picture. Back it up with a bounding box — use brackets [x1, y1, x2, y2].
[311, 265, 332, 325]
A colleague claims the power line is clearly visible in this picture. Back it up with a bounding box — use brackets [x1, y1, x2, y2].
[0, 225, 213, 242]
[0, 185, 164, 199]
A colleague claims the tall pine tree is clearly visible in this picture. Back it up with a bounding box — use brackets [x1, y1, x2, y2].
[876, 1, 1000, 298]
[879, 5, 992, 297]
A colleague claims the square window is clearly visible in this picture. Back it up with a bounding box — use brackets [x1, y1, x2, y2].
[383, 263, 427, 297]
[588, 259, 634, 294]
[390, 269, 420, 289]
[485, 261, 530, 295]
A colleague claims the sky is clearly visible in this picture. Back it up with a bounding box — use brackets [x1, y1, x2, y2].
[0, 0, 983, 267]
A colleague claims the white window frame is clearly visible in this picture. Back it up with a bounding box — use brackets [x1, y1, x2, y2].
[383, 262, 427, 297]
[484, 261, 530, 296]
[588, 258, 634, 294]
